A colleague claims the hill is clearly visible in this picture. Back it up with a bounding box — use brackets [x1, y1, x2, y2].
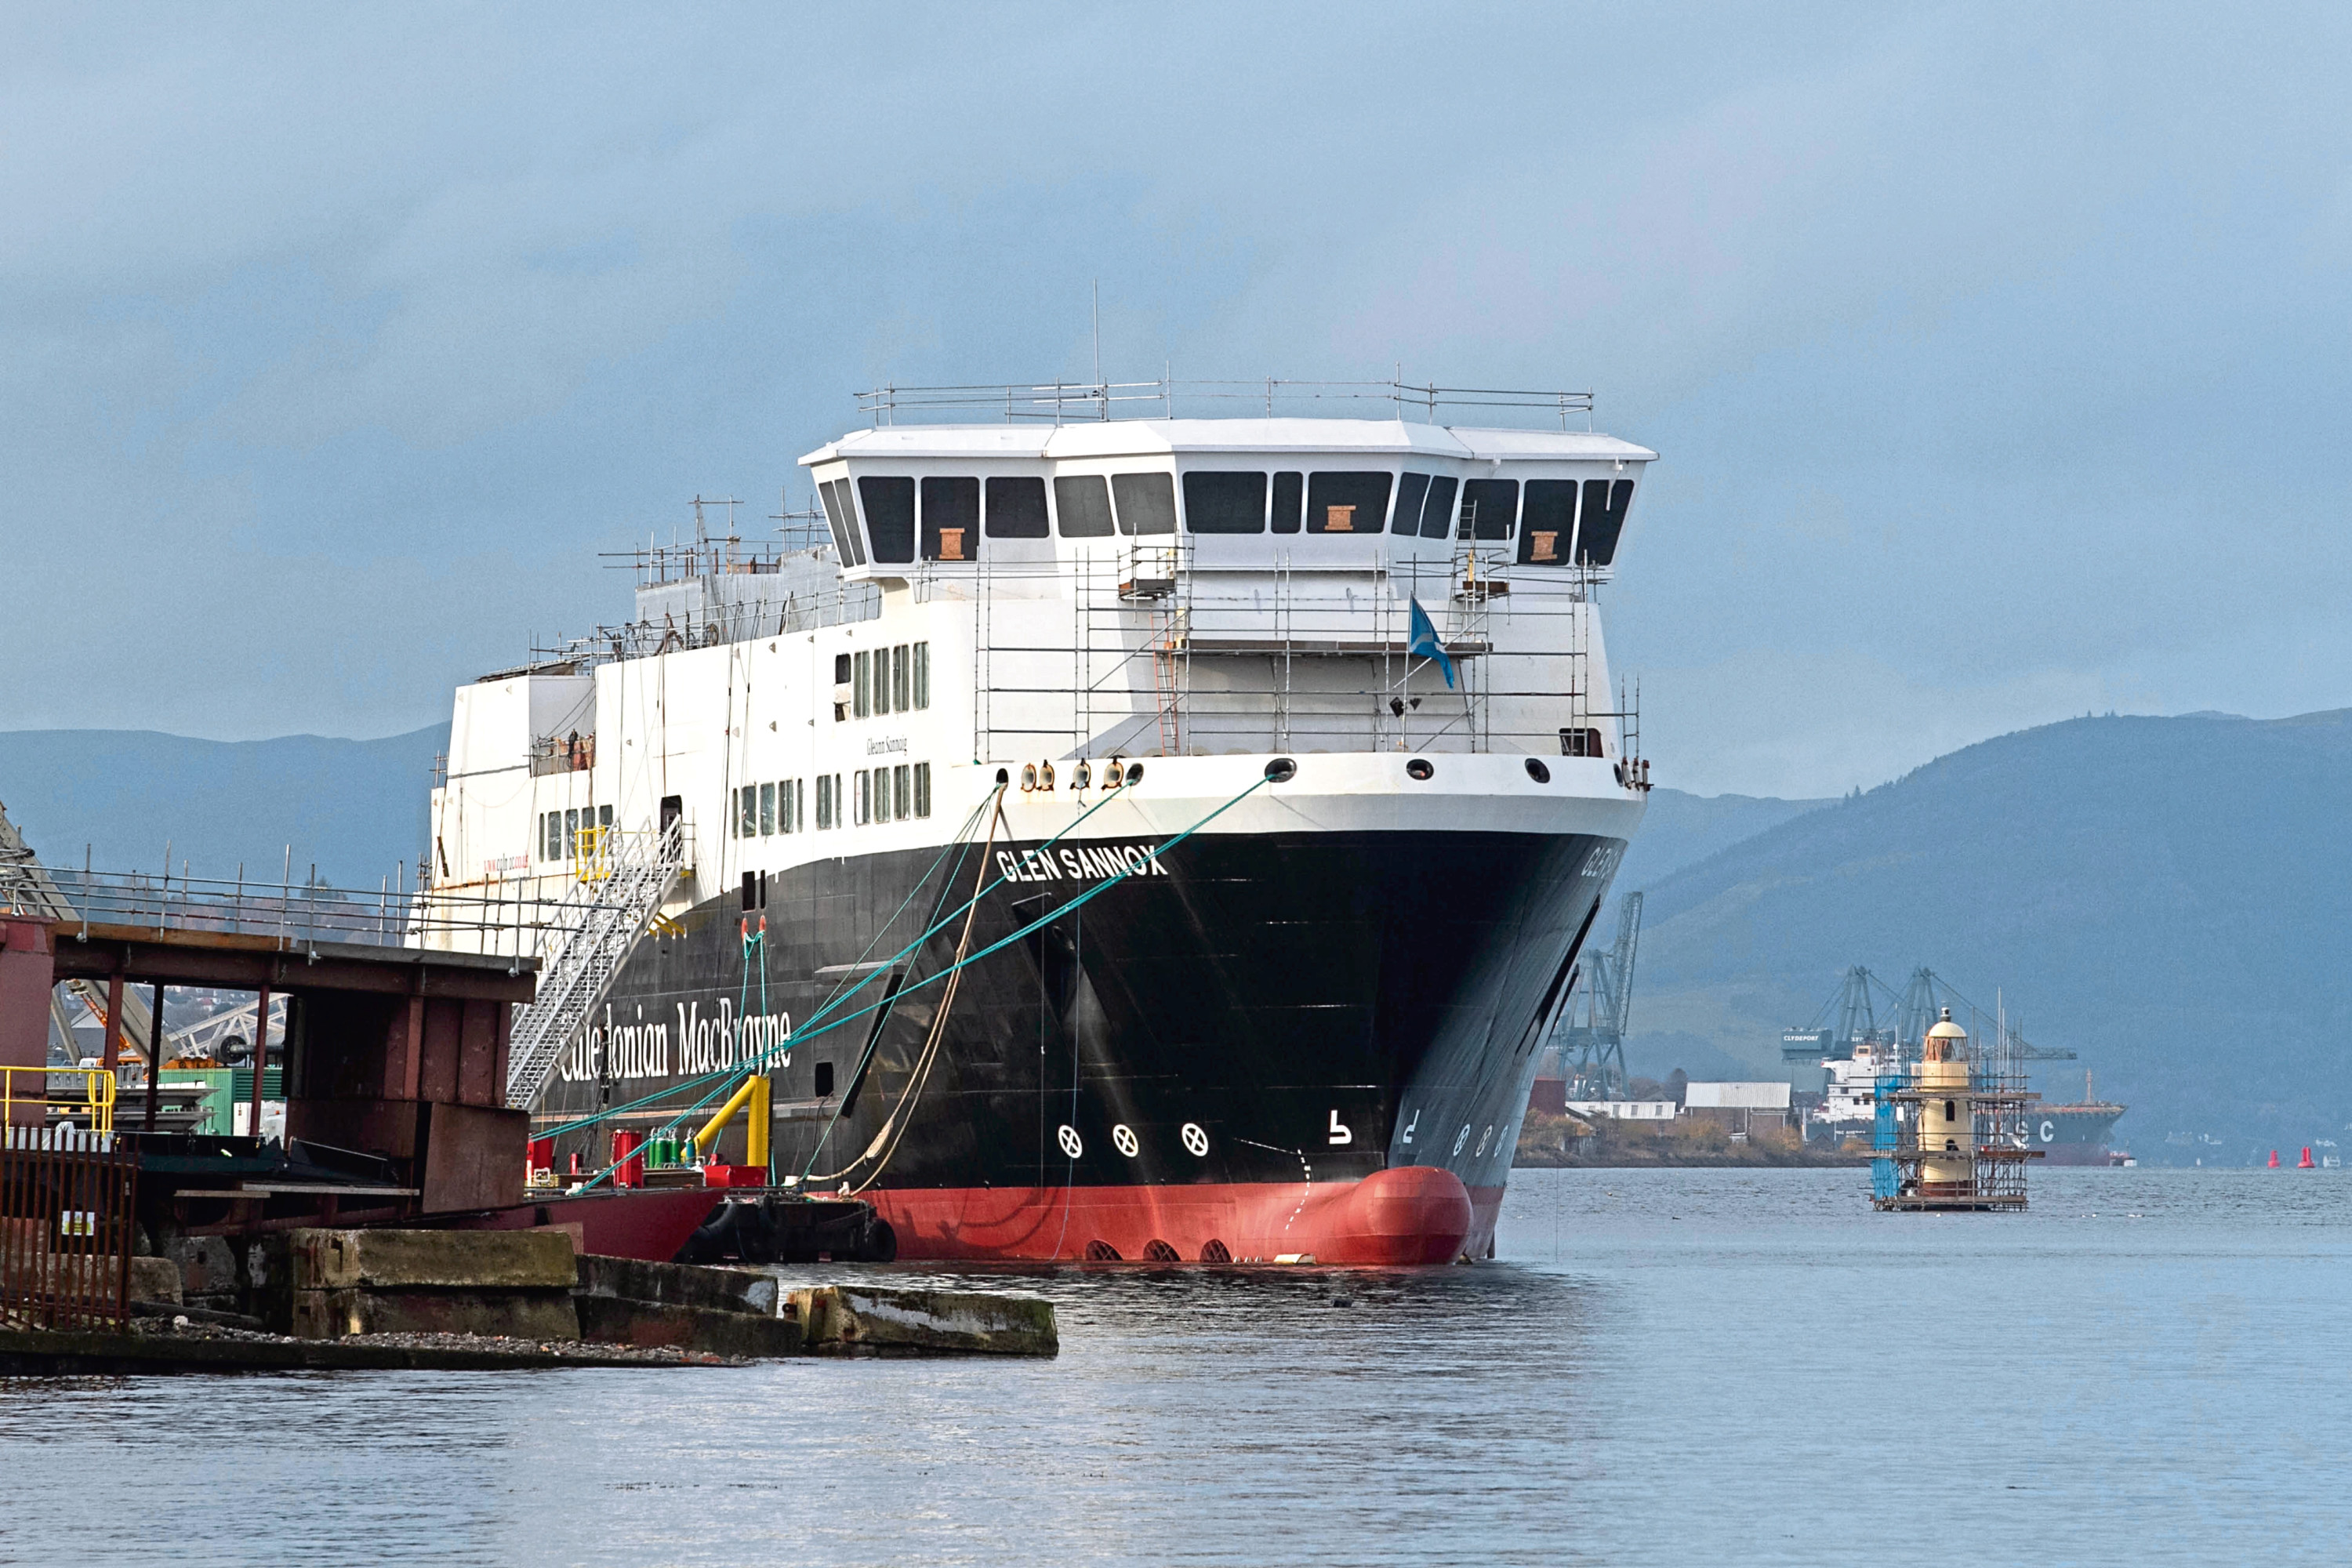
[0, 726, 448, 888]
[1614, 787, 1832, 892]
[1623, 711, 2352, 1160]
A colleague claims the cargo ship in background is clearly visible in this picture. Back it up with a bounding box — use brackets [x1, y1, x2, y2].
[416, 376, 1655, 1265]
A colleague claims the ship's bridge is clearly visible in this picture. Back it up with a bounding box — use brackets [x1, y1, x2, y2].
[797, 411, 1655, 585]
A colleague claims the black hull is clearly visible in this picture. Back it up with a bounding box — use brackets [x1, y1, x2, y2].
[541, 827, 1624, 1240]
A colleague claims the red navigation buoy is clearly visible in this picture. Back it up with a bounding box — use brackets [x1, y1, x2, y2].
[2268, 1149, 2281, 1168]
[2299, 1147, 2316, 1169]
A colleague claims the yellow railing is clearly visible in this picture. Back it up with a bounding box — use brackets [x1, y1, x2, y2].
[572, 823, 611, 883]
[0, 1066, 115, 1136]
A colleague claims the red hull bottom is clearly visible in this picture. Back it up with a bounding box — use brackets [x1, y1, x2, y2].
[443, 1186, 723, 1263]
[865, 1166, 1492, 1265]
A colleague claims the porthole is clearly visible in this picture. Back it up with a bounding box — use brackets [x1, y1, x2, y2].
[1406, 757, 1434, 781]
[1180, 1122, 1210, 1157]
[1126, 762, 1145, 785]
[1040, 760, 1056, 791]
[1264, 757, 1297, 783]
[1073, 760, 1093, 790]
[1020, 764, 1037, 793]
[995, 767, 1010, 786]
[1057, 1123, 1083, 1159]
[1525, 757, 1552, 784]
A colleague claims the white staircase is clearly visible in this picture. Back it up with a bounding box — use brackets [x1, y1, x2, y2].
[504, 822, 687, 1110]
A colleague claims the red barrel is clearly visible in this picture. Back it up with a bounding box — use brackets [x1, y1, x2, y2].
[528, 1136, 555, 1172]
[612, 1130, 646, 1188]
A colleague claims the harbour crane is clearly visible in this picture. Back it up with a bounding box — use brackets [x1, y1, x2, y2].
[1552, 891, 1642, 1100]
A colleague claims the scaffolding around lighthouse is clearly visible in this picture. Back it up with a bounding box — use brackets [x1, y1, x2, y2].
[1871, 1005, 2042, 1211]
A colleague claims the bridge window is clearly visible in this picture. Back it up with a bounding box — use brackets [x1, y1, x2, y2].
[920, 476, 980, 561]
[1307, 472, 1393, 535]
[1392, 473, 1430, 535]
[985, 476, 1050, 539]
[1182, 470, 1266, 534]
[858, 476, 916, 564]
[1111, 472, 1178, 535]
[1419, 475, 1458, 539]
[820, 479, 867, 567]
[1460, 478, 1518, 541]
[1054, 474, 1115, 538]
[1271, 470, 1304, 534]
[1520, 480, 1576, 564]
[1578, 478, 1636, 565]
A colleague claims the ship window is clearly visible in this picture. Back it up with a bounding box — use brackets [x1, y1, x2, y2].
[985, 475, 1050, 539]
[1420, 474, 1458, 539]
[893, 764, 911, 822]
[892, 644, 910, 713]
[816, 775, 834, 830]
[601, 804, 613, 833]
[1391, 472, 1430, 535]
[564, 808, 579, 859]
[856, 769, 872, 826]
[913, 642, 930, 710]
[815, 1061, 834, 1097]
[1111, 472, 1178, 536]
[1578, 477, 1635, 565]
[920, 476, 980, 561]
[1182, 470, 1266, 534]
[818, 479, 852, 564]
[1944, 1099, 1957, 1122]
[828, 479, 867, 567]
[1520, 480, 1576, 564]
[1270, 470, 1304, 534]
[736, 786, 756, 839]
[913, 761, 931, 818]
[760, 782, 776, 837]
[1307, 472, 1393, 535]
[853, 650, 872, 718]
[1461, 478, 1518, 540]
[1054, 475, 1115, 538]
[858, 476, 916, 564]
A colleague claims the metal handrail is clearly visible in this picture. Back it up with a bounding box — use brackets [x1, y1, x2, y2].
[1, 1065, 115, 1136]
[855, 376, 1596, 430]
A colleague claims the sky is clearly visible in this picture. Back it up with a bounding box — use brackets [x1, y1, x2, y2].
[5, 2, 2348, 797]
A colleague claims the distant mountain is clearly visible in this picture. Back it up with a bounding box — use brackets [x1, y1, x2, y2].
[1614, 787, 1832, 893]
[1623, 710, 2352, 1160]
[0, 726, 448, 888]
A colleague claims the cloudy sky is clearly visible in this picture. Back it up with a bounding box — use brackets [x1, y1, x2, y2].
[5, 3, 2347, 797]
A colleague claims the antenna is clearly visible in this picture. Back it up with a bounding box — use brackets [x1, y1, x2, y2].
[1091, 280, 1101, 389]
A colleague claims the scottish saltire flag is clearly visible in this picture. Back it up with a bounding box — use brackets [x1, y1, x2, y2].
[1407, 597, 1455, 689]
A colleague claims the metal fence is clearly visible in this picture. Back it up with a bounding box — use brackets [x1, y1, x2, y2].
[0, 1126, 138, 1333]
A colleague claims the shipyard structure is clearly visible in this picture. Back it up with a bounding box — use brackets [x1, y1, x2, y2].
[416, 379, 1655, 1265]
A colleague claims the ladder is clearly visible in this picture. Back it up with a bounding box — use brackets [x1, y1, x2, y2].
[503, 821, 687, 1110]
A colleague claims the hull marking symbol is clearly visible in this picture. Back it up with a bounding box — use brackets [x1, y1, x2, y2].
[1058, 1125, 1083, 1159]
[1401, 1109, 1418, 1145]
[1112, 1123, 1139, 1157]
[1327, 1110, 1353, 1146]
[1181, 1122, 1210, 1157]
[1453, 1125, 1471, 1158]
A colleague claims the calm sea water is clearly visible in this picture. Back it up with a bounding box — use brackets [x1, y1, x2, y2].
[4, 1167, 2346, 1566]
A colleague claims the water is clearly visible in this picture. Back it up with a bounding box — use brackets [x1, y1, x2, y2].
[4, 1168, 2346, 1566]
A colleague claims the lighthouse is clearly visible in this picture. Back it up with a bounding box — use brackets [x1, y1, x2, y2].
[1918, 1007, 1973, 1195]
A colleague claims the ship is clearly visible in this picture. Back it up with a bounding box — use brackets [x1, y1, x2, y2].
[419, 378, 1654, 1265]
[2015, 1073, 2127, 1166]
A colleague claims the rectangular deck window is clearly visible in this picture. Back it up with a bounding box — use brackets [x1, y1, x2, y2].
[1306, 471, 1394, 535]
[1391, 472, 1430, 535]
[1520, 480, 1576, 564]
[853, 650, 872, 718]
[1420, 474, 1459, 539]
[564, 808, 579, 860]
[856, 769, 872, 826]
[737, 787, 756, 839]
[1271, 471, 1304, 534]
[920, 476, 980, 561]
[913, 761, 931, 818]
[1460, 478, 1518, 541]
[815, 775, 832, 830]
[818, 480, 855, 564]
[984, 476, 1051, 539]
[857, 476, 916, 564]
[759, 782, 776, 836]
[891, 644, 910, 712]
[913, 642, 930, 710]
[1110, 471, 1178, 535]
[893, 764, 911, 823]
[1182, 471, 1267, 534]
[1054, 475, 1115, 538]
[822, 479, 868, 567]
